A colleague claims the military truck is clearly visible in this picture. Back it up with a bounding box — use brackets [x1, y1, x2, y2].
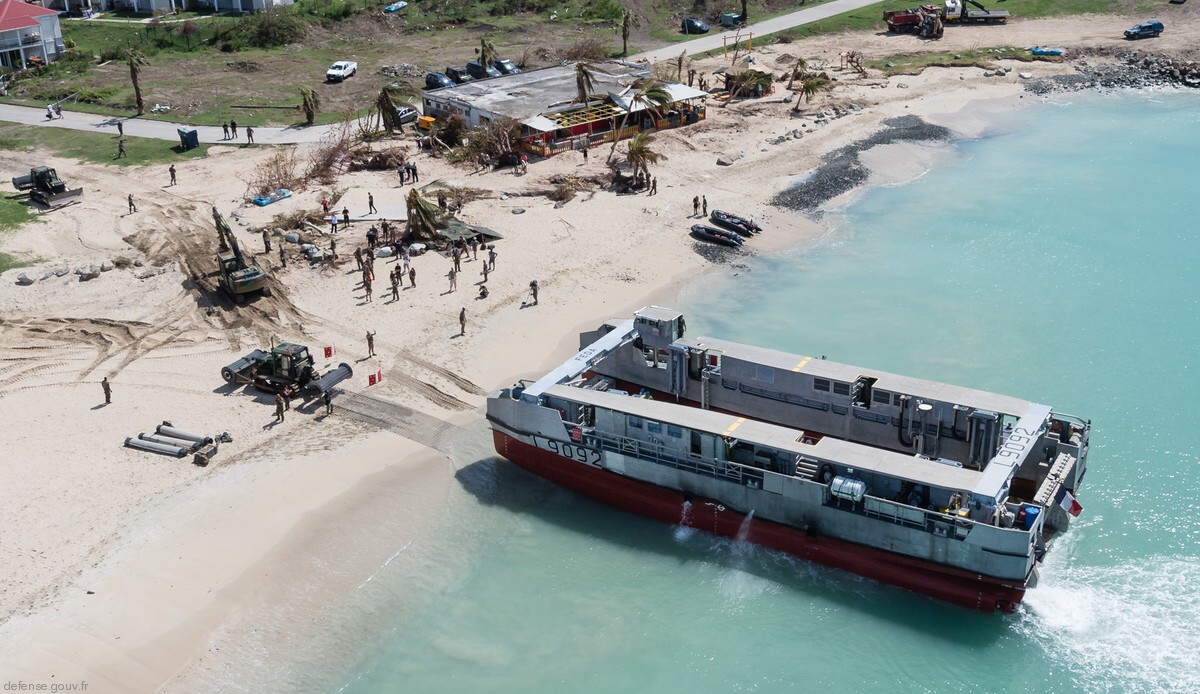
[213, 206, 270, 303]
[11, 166, 84, 208]
[221, 342, 353, 397]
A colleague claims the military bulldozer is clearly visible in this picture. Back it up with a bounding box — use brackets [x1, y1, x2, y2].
[11, 166, 84, 208]
[213, 206, 270, 303]
[221, 342, 353, 397]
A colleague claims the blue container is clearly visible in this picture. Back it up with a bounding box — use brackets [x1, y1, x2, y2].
[1022, 506, 1041, 530]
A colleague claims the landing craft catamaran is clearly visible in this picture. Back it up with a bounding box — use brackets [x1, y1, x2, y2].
[487, 307, 1090, 612]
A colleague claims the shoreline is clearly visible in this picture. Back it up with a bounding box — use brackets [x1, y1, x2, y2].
[2, 13, 1198, 689]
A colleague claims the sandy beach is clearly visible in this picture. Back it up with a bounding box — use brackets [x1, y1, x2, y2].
[1, 12, 1197, 690]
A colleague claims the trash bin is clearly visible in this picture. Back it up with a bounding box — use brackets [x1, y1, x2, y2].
[177, 126, 199, 151]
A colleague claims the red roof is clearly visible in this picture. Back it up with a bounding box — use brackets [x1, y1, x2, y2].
[0, 1, 58, 33]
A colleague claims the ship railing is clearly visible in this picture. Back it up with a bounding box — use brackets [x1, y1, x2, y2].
[586, 429, 748, 484]
[851, 494, 979, 540]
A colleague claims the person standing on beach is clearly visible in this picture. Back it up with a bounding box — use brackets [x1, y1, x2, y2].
[101, 376, 111, 405]
[480, 263, 489, 284]
[330, 211, 339, 234]
[354, 247, 363, 271]
[169, 164, 177, 186]
[230, 120, 238, 139]
[409, 266, 416, 288]
[221, 122, 229, 140]
[330, 236, 338, 261]
[529, 279, 539, 306]
[368, 193, 377, 215]
[262, 228, 271, 253]
[692, 196, 699, 218]
[246, 126, 254, 144]
[469, 236, 479, 260]
[127, 194, 137, 214]
[459, 307, 466, 336]
[342, 206, 351, 229]
[702, 195, 708, 216]
[279, 245, 287, 268]
[650, 177, 657, 195]
[116, 140, 126, 159]
[452, 246, 462, 272]
[410, 162, 419, 183]
[117, 120, 124, 137]
[391, 273, 399, 301]
[274, 392, 286, 422]
[488, 246, 497, 271]
[364, 276, 373, 303]
[366, 330, 377, 357]
[323, 390, 333, 416]
[447, 267, 457, 292]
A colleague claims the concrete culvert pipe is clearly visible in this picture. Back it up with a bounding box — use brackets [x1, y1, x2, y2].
[157, 425, 214, 445]
[125, 437, 188, 458]
[139, 433, 202, 451]
[306, 362, 354, 395]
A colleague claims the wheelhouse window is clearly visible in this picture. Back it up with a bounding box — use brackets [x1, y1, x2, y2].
[813, 378, 830, 392]
[667, 424, 682, 438]
[833, 382, 851, 396]
[647, 421, 662, 434]
[629, 416, 642, 429]
[873, 390, 892, 406]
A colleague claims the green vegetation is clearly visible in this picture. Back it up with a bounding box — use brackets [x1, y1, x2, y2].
[868, 47, 1063, 75]
[0, 197, 37, 272]
[0, 123, 209, 167]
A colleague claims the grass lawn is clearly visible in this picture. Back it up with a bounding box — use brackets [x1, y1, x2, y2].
[867, 46, 1065, 74]
[0, 196, 38, 273]
[0, 123, 209, 167]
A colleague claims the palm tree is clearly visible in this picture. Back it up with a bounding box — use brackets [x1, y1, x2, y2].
[477, 37, 498, 68]
[786, 56, 809, 90]
[127, 49, 148, 116]
[793, 75, 832, 110]
[675, 50, 686, 81]
[375, 86, 407, 133]
[405, 188, 441, 241]
[300, 86, 321, 126]
[572, 62, 597, 104]
[624, 131, 666, 180]
[607, 79, 672, 163]
[724, 69, 773, 105]
[620, 10, 640, 57]
[740, 0, 748, 24]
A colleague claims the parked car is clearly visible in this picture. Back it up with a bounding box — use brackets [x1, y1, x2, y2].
[444, 66, 475, 84]
[395, 105, 419, 124]
[466, 60, 502, 80]
[1124, 20, 1164, 39]
[424, 72, 454, 90]
[326, 61, 357, 82]
[681, 18, 709, 34]
[492, 58, 521, 75]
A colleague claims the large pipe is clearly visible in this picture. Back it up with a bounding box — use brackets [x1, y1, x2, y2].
[139, 433, 202, 451]
[125, 436, 188, 458]
[305, 362, 354, 395]
[157, 425, 214, 445]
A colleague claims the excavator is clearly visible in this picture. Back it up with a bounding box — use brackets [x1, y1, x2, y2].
[10, 166, 84, 208]
[213, 206, 270, 303]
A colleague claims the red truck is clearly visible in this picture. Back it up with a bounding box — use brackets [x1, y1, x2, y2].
[884, 5, 941, 32]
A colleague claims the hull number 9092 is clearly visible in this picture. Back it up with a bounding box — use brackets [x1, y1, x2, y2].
[533, 435, 601, 466]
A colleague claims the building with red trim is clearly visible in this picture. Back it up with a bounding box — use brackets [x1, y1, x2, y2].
[0, 0, 63, 71]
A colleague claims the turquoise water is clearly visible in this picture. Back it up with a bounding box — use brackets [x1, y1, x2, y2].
[255, 91, 1200, 693]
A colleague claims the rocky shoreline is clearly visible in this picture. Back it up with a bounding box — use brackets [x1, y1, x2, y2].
[1024, 49, 1200, 95]
[771, 115, 952, 214]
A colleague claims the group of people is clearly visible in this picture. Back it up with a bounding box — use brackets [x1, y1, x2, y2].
[397, 161, 420, 185]
[218, 121, 255, 143]
[45, 104, 63, 120]
[692, 194, 708, 218]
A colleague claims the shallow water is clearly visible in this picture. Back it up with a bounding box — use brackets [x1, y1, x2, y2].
[219, 90, 1200, 694]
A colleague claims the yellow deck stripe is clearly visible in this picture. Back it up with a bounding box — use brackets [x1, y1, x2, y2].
[722, 417, 747, 437]
[791, 357, 811, 372]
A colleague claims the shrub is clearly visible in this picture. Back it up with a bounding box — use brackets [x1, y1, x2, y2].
[582, 0, 623, 22]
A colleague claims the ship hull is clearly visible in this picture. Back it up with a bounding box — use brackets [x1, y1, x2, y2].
[493, 428, 1026, 613]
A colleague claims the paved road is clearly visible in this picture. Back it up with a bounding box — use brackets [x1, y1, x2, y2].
[0, 0, 879, 143]
[633, 0, 884, 63]
[0, 103, 335, 145]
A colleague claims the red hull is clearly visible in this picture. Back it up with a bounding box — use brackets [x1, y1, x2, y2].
[494, 430, 1025, 613]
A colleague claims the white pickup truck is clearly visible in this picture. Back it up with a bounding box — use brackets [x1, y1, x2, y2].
[326, 61, 358, 82]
